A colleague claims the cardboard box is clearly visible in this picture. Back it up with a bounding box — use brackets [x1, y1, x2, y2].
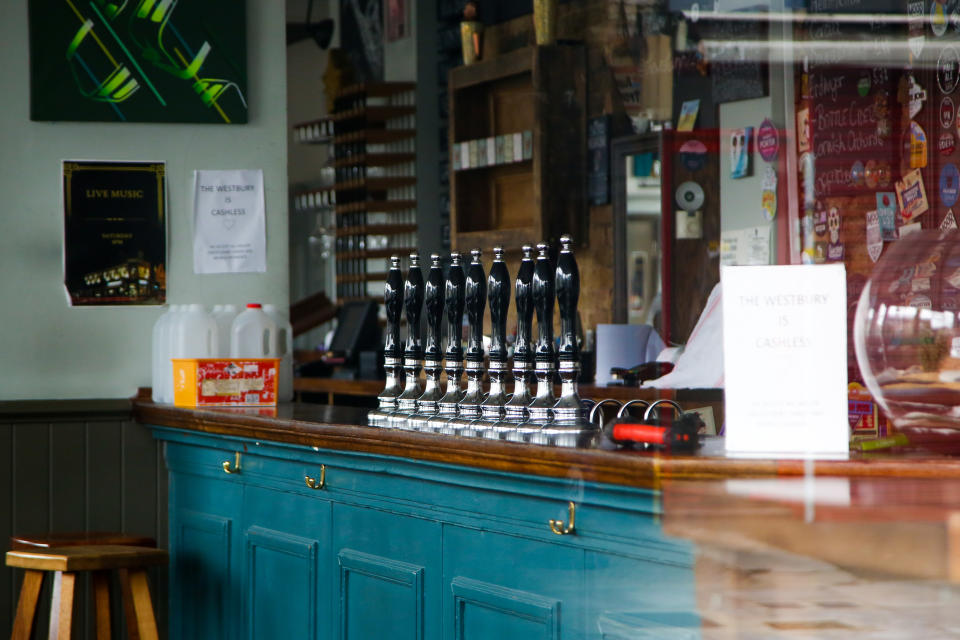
[173, 358, 279, 407]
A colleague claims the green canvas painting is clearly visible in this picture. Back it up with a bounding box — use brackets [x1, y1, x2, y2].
[29, 0, 247, 123]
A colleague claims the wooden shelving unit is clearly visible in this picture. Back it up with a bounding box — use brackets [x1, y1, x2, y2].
[448, 45, 586, 250]
[328, 83, 417, 301]
[292, 81, 418, 306]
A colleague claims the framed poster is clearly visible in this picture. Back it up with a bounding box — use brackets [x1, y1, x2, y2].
[63, 160, 167, 306]
[29, 0, 247, 123]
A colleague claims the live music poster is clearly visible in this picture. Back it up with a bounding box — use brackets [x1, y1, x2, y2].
[63, 160, 167, 306]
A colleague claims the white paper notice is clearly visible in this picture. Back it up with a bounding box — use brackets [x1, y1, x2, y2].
[720, 226, 770, 266]
[193, 170, 266, 274]
[721, 264, 849, 459]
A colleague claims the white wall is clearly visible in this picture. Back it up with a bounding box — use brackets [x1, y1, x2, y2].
[719, 96, 774, 248]
[0, 2, 289, 400]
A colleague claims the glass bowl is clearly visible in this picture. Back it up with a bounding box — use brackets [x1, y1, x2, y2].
[854, 230, 960, 451]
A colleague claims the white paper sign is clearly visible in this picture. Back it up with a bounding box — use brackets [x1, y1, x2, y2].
[721, 264, 849, 459]
[720, 226, 770, 266]
[193, 169, 266, 274]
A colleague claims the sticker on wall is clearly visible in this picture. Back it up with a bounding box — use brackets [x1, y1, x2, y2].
[942, 96, 956, 127]
[851, 161, 866, 187]
[933, 0, 949, 36]
[896, 168, 930, 221]
[730, 127, 752, 179]
[941, 163, 960, 206]
[864, 160, 879, 188]
[909, 121, 929, 168]
[866, 210, 883, 263]
[797, 108, 811, 153]
[906, 75, 928, 118]
[827, 207, 844, 262]
[877, 191, 899, 240]
[939, 45, 960, 94]
[679, 140, 708, 172]
[677, 99, 700, 132]
[756, 119, 779, 162]
[942, 209, 958, 229]
[676, 181, 705, 212]
[761, 166, 777, 221]
[813, 204, 829, 263]
[940, 132, 956, 155]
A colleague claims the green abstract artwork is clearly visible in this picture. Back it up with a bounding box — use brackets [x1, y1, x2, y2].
[29, 0, 247, 123]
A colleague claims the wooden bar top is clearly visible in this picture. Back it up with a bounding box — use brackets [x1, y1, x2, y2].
[131, 391, 960, 490]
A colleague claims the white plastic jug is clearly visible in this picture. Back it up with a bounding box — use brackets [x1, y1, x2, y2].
[211, 304, 239, 357]
[264, 304, 294, 402]
[151, 305, 174, 402]
[173, 304, 218, 360]
[159, 305, 184, 404]
[231, 303, 278, 358]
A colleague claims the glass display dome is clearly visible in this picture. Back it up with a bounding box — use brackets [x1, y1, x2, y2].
[855, 230, 960, 451]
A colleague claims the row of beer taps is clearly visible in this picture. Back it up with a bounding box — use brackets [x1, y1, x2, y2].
[368, 235, 597, 447]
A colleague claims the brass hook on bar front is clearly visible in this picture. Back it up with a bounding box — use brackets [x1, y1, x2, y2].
[305, 464, 326, 490]
[222, 451, 241, 474]
[548, 501, 576, 535]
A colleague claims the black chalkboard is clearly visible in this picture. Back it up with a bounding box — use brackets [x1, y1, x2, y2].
[706, 7, 769, 104]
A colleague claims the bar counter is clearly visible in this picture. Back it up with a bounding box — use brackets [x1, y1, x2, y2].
[134, 396, 960, 638]
[133, 395, 960, 487]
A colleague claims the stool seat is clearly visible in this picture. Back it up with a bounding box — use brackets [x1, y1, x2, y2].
[6, 545, 168, 572]
[6, 545, 166, 640]
[10, 532, 156, 551]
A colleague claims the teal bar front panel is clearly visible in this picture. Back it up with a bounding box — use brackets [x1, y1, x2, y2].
[155, 427, 697, 640]
[245, 526, 320, 640]
[169, 472, 241, 640]
[332, 503, 440, 640]
[442, 526, 583, 639]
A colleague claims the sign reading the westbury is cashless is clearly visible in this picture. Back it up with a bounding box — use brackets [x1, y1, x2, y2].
[722, 264, 849, 459]
[62, 160, 167, 306]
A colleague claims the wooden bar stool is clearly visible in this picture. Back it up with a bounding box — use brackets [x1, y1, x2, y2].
[9, 532, 156, 639]
[6, 544, 167, 640]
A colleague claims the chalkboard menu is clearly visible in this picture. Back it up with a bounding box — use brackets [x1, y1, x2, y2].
[800, 0, 901, 200]
[706, 7, 769, 103]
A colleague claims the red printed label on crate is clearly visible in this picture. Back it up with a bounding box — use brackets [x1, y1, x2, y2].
[195, 359, 277, 405]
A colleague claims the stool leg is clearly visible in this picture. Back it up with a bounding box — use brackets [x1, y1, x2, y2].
[10, 570, 43, 640]
[48, 571, 76, 640]
[124, 569, 159, 640]
[119, 568, 141, 640]
[92, 570, 112, 640]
